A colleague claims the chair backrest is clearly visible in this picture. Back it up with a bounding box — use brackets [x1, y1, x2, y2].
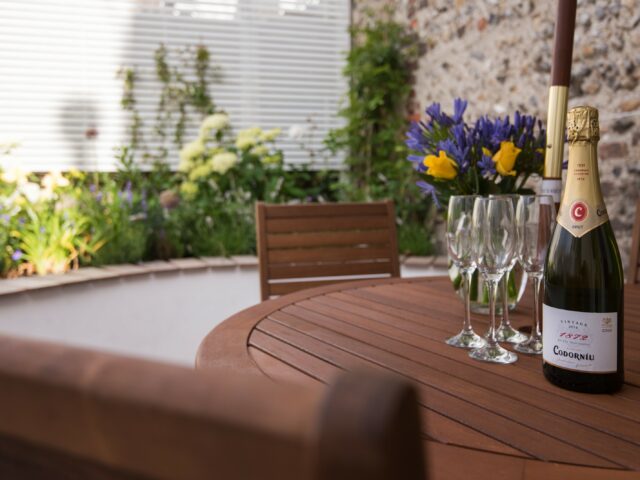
[0, 335, 425, 480]
[255, 201, 401, 300]
[629, 199, 640, 284]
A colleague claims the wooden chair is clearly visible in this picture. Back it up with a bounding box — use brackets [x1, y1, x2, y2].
[629, 199, 640, 284]
[0, 334, 425, 480]
[255, 201, 401, 300]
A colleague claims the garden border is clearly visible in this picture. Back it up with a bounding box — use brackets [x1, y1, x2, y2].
[0, 256, 448, 298]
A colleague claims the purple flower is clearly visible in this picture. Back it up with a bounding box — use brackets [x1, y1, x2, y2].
[425, 102, 453, 128]
[478, 153, 496, 176]
[405, 122, 429, 152]
[0, 214, 10, 224]
[11, 249, 23, 262]
[89, 184, 97, 193]
[407, 154, 425, 170]
[452, 98, 467, 124]
[416, 180, 440, 208]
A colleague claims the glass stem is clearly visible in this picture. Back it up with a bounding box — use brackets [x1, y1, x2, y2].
[486, 278, 499, 346]
[501, 271, 510, 326]
[462, 268, 473, 333]
[532, 275, 542, 338]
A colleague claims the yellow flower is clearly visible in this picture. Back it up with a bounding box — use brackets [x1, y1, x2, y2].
[423, 150, 458, 180]
[492, 141, 520, 176]
[482, 147, 492, 157]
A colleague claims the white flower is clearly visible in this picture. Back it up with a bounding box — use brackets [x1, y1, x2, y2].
[235, 127, 262, 150]
[288, 124, 310, 140]
[1, 166, 30, 185]
[179, 140, 205, 165]
[41, 171, 70, 193]
[211, 152, 238, 174]
[250, 145, 269, 156]
[260, 128, 282, 142]
[20, 182, 42, 204]
[235, 136, 256, 150]
[200, 113, 230, 138]
[238, 127, 262, 138]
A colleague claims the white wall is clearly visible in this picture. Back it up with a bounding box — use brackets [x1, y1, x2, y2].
[0, 264, 445, 366]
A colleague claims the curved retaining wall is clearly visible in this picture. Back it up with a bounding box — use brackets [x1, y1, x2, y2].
[0, 256, 447, 366]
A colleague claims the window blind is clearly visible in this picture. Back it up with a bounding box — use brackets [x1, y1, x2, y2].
[0, 0, 349, 171]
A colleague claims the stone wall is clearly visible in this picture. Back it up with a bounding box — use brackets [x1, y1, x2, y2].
[353, 0, 640, 272]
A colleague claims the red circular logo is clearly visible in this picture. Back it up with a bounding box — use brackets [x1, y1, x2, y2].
[570, 201, 588, 222]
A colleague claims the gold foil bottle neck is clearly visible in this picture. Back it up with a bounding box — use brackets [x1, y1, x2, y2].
[566, 106, 599, 143]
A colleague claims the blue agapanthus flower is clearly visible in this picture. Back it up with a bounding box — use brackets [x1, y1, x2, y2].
[451, 98, 468, 124]
[405, 122, 429, 152]
[478, 153, 496, 176]
[416, 180, 440, 208]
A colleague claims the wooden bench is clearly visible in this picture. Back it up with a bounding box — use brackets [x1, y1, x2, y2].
[0, 334, 424, 480]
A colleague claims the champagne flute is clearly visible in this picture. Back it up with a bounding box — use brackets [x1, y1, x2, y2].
[469, 197, 518, 364]
[515, 195, 556, 354]
[491, 195, 528, 344]
[445, 195, 486, 349]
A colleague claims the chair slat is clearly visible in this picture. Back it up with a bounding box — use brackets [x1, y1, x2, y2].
[264, 203, 388, 219]
[269, 279, 355, 296]
[269, 246, 393, 264]
[266, 216, 390, 234]
[267, 230, 391, 249]
[269, 261, 394, 280]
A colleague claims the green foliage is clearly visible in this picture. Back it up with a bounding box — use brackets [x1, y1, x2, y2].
[326, 9, 418, 196]
[76, 174, 147, 266]
[120, 44, 220, 164]
[326, 10, 434, 255]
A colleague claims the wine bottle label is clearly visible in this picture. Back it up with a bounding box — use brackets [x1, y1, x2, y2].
[542, 304, 617, 373]
[540, 178, 562, 204]
[556, 144, 608, 238]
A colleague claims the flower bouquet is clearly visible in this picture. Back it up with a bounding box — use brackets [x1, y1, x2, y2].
[406, 99, 546, 312]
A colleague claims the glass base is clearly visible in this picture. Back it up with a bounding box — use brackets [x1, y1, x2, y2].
[446, 330, 487, 349]
[495, 324, 528, 344]
[469, 344, 518, 364]
[514, 336, 543, 355]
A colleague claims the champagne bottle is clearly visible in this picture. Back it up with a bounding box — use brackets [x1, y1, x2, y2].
[543, 106, 624, 394]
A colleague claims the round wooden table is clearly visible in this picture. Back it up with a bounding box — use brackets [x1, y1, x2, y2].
[197, 276, 640, 480]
